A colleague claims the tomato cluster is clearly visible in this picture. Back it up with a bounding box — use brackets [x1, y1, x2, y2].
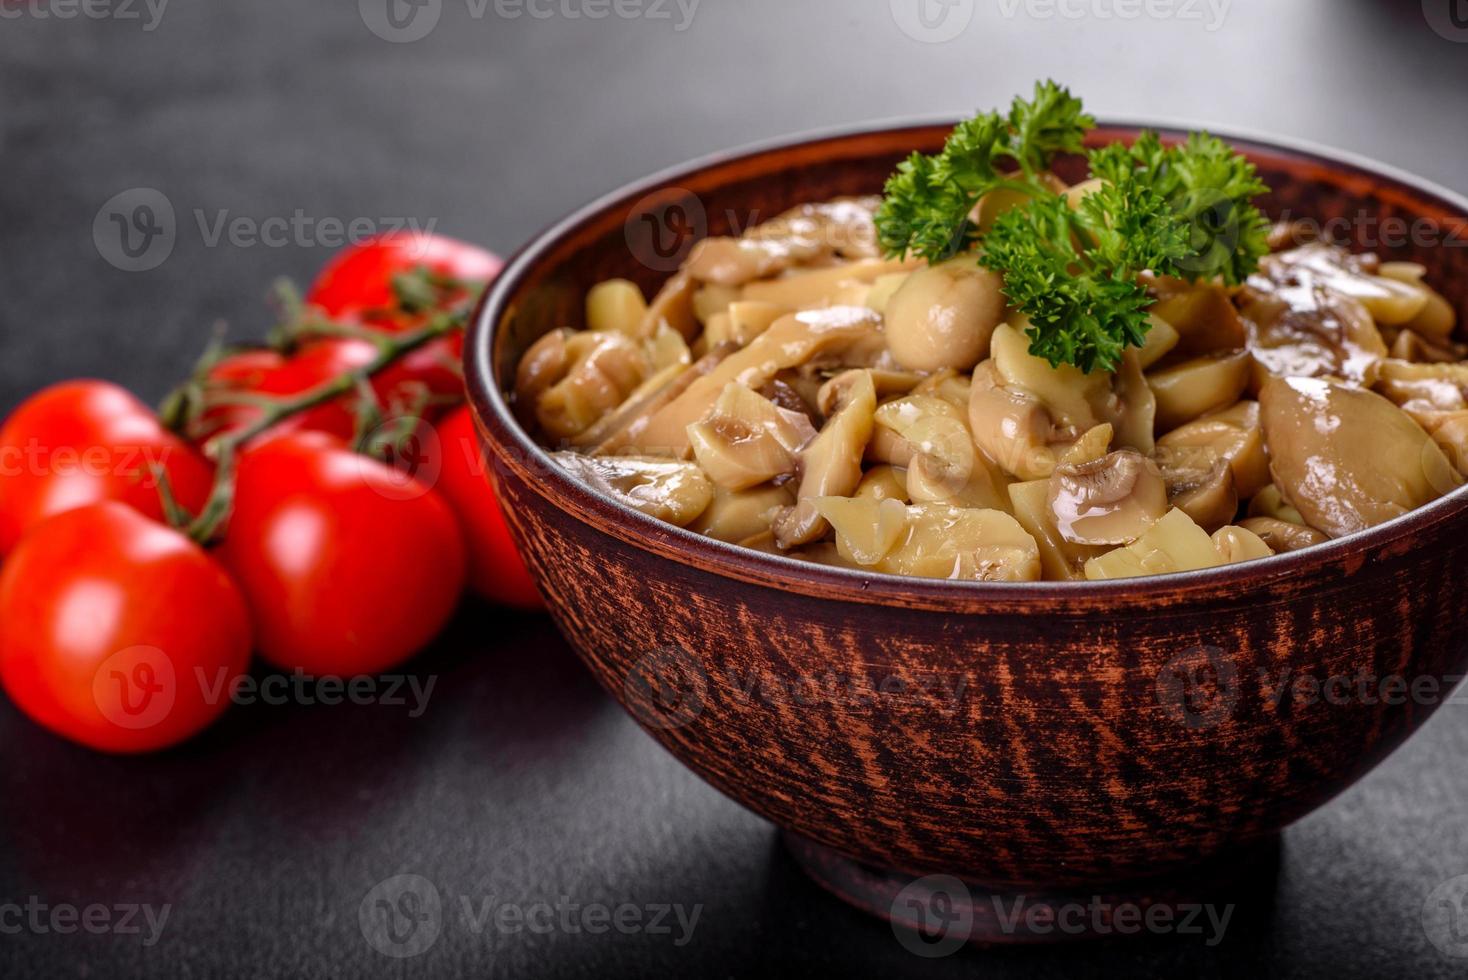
[0, 232, 542, 753]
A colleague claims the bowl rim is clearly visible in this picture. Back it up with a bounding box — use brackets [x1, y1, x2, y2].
[467, 115, 1468, 610]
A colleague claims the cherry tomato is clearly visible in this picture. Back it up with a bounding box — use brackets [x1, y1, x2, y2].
[433, 407, 542, 609]
[217, 432, 467, 675]
[306, 232, 503, 318]
[192, 348, 288, 442]
[0, 380, 214, 556]
[253, 338, 378, 441]
[0, 502, 252, 753]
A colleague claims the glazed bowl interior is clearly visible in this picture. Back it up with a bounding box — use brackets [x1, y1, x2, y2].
[469, 119, 1468, 610]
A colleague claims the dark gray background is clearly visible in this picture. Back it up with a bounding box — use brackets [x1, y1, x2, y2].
[3, 1, 1468, 976]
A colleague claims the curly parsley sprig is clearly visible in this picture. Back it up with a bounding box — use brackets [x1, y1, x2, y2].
[874, 82, 1270, 372]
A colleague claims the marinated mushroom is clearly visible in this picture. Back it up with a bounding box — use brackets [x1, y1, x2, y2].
[1048, 450, 1168, 546]
[687, 382, 817, 490]
[1083, 508, 1224, 580]
[816, 498, 1041, 581]
[1259, 375, 1462, 537]
[772, 370, 877, 548]
[532, 181, 1466, 582]
[1152, 445, 1239, 533]
[688, 483, 795, 543]
[1146, 350, 1252, 432]
[519, 330, 650, 441]
[1237, 516, 1329, 553]
[1156, 401, 1270, 500]
[883, 256, 1006, 372]
[1210, 524, 1275, 564]
[552, 453, 713, 527]
[631, 306, 882, 456]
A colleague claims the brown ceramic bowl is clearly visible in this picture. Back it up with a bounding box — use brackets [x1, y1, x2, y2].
[467, 120, 1468, 939]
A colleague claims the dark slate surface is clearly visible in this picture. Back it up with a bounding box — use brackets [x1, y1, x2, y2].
[3, 1, 1468, 976]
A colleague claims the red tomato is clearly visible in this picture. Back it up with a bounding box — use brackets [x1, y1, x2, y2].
[0, 502, 252, 753]
[206, 338, 464, 447]
[217, 432, 467, 675]
[0, 381, 214, 555]
[433, 407, 542, 609]
[193, 348, 288, 442]
[253, 338, 378, 441]
[306, 232, 503, 318]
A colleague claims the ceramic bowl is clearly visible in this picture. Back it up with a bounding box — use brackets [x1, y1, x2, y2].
[466, 120, 1468, 940]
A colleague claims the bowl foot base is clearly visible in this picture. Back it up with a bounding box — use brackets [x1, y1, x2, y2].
[782, 832, 1280, 946]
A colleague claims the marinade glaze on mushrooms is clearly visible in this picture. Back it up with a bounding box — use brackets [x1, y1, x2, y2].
[513, 196, 1463, 582]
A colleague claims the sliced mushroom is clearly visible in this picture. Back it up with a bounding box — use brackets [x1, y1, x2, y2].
[635, 271, 699, 341]
[1211, 525, 1275, 564]
[522, 330, 650, 441]
[772, 370, 877, 548]
[1156, 400, 1270, 500]
[1083, 508, 1223, 580]
[1135, 313, 1181, 370]
[552, 453, 713, 527]
[1259, 375, 1462, 537]
[1259, 243, 1430, 326]
[687, 382, 817, 491]
[883, 256, 1005, 372]
[1047, 450, 1168, 546]
[1246, 484, 1307, 526]
[1238, 247, 1389, 386]
[1237, 516, 1330, 553]
[1008, 478, 1105, 581]
[991, 321, 1109, 430]
[740, 257, 918, 309]
[586, 279, 649, 335]
[1145, 279, 1247, 355]
[811, 495, 909, 566]
[632, 306, 883, 456]
[702, 300, 786, 349]
[1146, 350, 1252, 431]
[691, 283, 741, 326]
[854, 465, 910, 502]
[968, 359, 1068, 480]
[1058, 423, 1114, 467]
[588, 343, 735, 454]
[874, 392, 1005, 511]
[815, 499, 1041, 581]
[1153, 445, 1238, 533]
[1378, 262, 1458, 341]
[687, 483, 794, 543]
